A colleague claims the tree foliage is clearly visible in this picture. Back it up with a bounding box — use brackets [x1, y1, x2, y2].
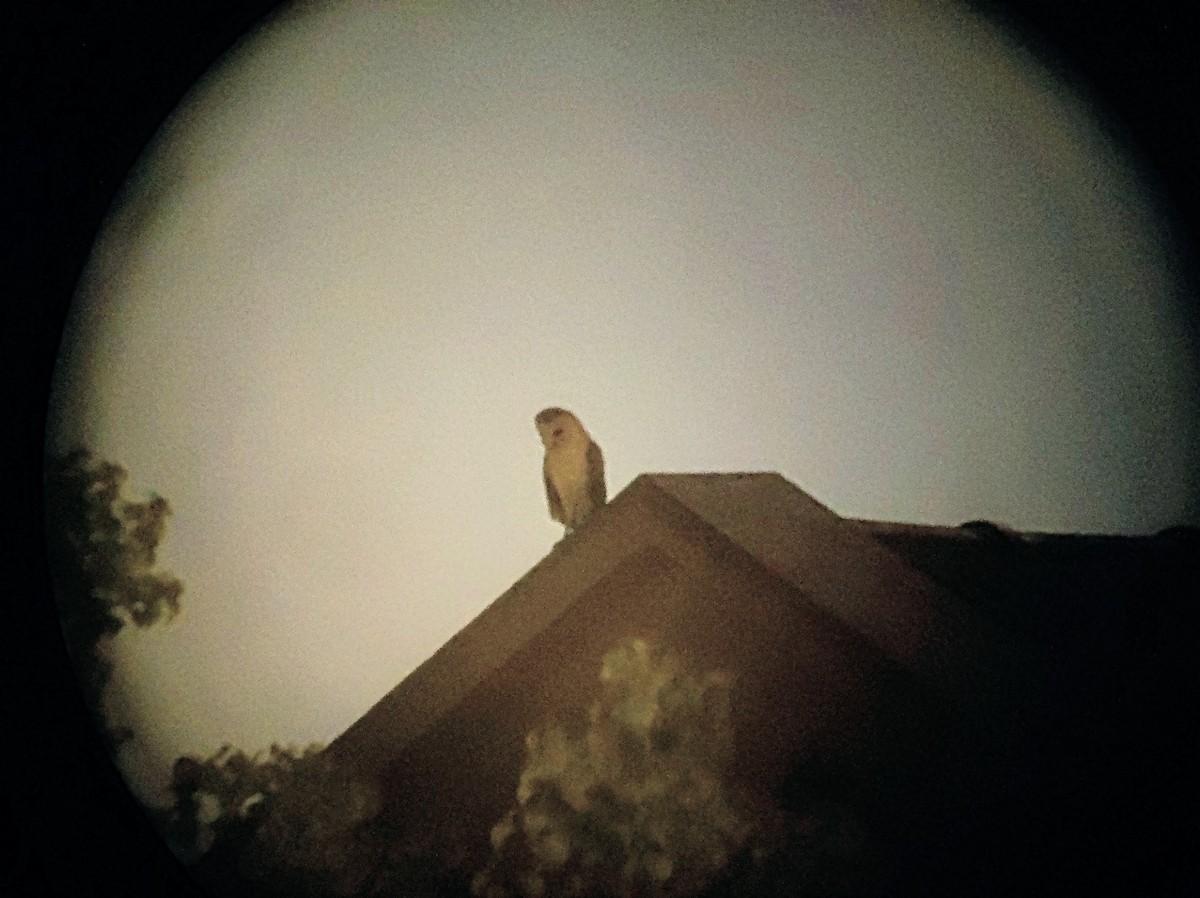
[473, 638, 753, 898]
[160, 743, 314, 862]
[473, 638, 880, 898]
[241, 746, 382, 895]
[158, 637, 875, 898]
[163, 739, 470, 898]
[44, 447, 183, 746]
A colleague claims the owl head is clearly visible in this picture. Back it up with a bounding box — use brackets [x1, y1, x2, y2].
[535, 407, 587, 449]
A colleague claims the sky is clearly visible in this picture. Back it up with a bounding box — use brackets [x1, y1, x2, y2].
[47, 0, 1199, 806]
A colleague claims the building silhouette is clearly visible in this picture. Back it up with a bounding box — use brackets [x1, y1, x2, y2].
[202, 473, 1198, 896]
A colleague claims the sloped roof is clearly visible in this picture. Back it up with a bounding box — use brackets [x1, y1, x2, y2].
[326, 473, 1050, 776]
[854, 517, 1196, 653]
[209, 474, 1195, 895]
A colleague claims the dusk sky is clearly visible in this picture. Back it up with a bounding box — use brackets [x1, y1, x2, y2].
[47, 0, 1199, 805]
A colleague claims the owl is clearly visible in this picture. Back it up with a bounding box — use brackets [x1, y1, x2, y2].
[534, 407, 606, 534]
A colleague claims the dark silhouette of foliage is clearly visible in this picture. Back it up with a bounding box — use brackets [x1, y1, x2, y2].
[240, 746, 382, 895]
[162, 742, 469, 898]
[44, 447, 183, 747]
[160, 638, 877, 898]
[473, 638, 754, 898]
[473, 638, 882, 898]
[159, 743, 306, 863]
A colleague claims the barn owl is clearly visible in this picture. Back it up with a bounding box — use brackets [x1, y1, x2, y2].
[535, 407, 606, 534]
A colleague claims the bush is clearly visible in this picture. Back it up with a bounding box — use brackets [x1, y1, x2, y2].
[473, 638, 751, 898]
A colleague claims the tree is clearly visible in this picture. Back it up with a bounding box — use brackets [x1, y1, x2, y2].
[473, 638, 880, 898]
[161, 741, 464, 898]
[239, 745, 382, 896]
[44, 446, 183, 749]
[472, 638, 754, 898]
[44, 447, 184, 747]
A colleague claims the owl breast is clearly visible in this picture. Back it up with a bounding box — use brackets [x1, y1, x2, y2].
[547, 441, 595, 527]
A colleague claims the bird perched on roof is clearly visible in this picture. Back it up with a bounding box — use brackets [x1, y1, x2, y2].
[535, 407, 606, 535]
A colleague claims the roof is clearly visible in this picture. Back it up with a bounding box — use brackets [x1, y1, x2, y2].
[326, 473, 1056, 777]
[237, 473, 1196, 890]
[854, 516, 1198, 662]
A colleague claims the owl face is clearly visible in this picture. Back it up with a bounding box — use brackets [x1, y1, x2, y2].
[535, 407, 581, 449]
